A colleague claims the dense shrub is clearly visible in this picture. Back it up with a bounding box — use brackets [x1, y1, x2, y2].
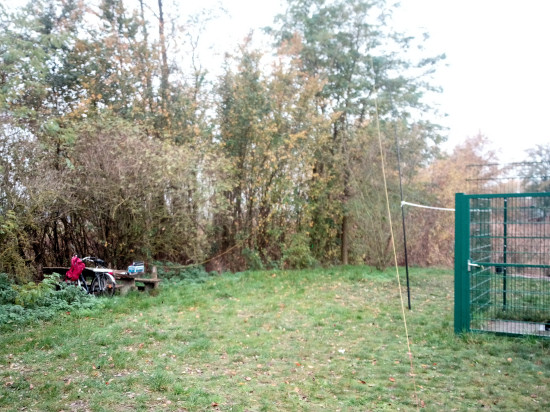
[154, 262, 216, 284]
[282, 233, 319, 269]
[242, 248, 264, 271]
[0, 273, 100, 328]
[0, 273, 17, 304]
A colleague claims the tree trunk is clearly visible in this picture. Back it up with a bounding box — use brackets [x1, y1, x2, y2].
[341, 213, 349, 265]
[157, 0, 169, 113]
[139, 0, 154, 114]
[337, 115, 351, 266]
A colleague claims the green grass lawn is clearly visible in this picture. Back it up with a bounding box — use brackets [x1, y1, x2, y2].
[1, 266, 549, 411]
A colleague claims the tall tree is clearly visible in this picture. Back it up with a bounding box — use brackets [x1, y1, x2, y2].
[409, 134, 499, 266]
[524, 144, 550, 193]
[157, 0, 169, 115]
[270, 0, 444, 264]
[216, 43, 273, 267]
[215, 38, 330, 270]
[523, 144, 550, 220]
[0, 0, 220, 274]
[0, 0, 88, 272]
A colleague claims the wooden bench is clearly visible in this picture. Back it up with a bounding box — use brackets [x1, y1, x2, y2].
[135, 266, 161, 292]
[112, 271, 138, 295]
[134, 278, 161, 291]
[43, 267, 68, 276]
[112, 266, 161, 295]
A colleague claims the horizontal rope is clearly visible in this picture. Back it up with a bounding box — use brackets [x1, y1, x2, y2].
[401, 201, 455, 212]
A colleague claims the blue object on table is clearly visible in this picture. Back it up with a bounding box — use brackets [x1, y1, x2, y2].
[128, 261, 145, 274]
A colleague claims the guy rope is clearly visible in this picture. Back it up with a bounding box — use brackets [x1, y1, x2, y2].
[372, 85, 421, 410]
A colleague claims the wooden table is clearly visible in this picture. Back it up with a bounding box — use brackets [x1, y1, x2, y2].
[112, 267, 161, 295]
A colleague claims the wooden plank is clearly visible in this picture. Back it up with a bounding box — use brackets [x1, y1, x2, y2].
[135, 278, 161, 291]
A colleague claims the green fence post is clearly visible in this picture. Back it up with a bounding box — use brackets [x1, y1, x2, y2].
[502, 197, 508, 310]
[455, 193, 471, 334]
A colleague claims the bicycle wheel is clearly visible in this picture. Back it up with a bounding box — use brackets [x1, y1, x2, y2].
[103, 273, 116, 297]
[90, 275, 105, 295]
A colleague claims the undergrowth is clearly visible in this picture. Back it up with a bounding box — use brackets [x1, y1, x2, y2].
[0, 273, 100, 329]
[153, 261, 218, 284]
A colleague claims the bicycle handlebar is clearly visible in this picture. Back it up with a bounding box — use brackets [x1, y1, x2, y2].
[82, 256, 107, 267]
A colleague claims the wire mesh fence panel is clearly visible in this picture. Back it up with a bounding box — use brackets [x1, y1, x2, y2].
[470, 198, 492, 315]
[455, 193, 550, 337]
[466, 161, 550, 195]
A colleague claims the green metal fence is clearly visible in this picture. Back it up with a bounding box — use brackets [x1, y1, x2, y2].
[455, 192, 550, 337]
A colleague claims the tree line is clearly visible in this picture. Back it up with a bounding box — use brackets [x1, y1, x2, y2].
[1, 0, 523, 282]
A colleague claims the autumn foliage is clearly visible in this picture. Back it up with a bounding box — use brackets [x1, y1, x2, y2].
[0, 0, 517, 281]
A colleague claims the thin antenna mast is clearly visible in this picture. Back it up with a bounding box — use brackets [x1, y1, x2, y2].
[393, 122, 412, 310]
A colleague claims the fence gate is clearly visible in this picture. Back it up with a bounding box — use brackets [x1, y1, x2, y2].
[455, 192, 550, 336]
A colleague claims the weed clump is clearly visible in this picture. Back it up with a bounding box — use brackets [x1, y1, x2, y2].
[0, 272, 100, 329]
[153, 262, 217, 284]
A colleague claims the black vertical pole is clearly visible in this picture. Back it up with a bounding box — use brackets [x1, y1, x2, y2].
[394, 125, 411, 310]
[401, 200, 412, 310]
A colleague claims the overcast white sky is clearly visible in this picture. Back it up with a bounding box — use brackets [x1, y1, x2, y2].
[394, 0, 550, 161]
[191, 0, 550, 162]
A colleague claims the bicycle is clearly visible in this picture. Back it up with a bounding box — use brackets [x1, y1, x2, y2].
[66, 271, 90, 294]
[65, 255, 89, 294]
[82, 256, 117, 297]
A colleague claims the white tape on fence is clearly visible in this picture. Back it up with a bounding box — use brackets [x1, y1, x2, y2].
[401, 201, 455, 212]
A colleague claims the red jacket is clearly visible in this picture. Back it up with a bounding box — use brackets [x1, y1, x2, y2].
[66, 256, 85, 281]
